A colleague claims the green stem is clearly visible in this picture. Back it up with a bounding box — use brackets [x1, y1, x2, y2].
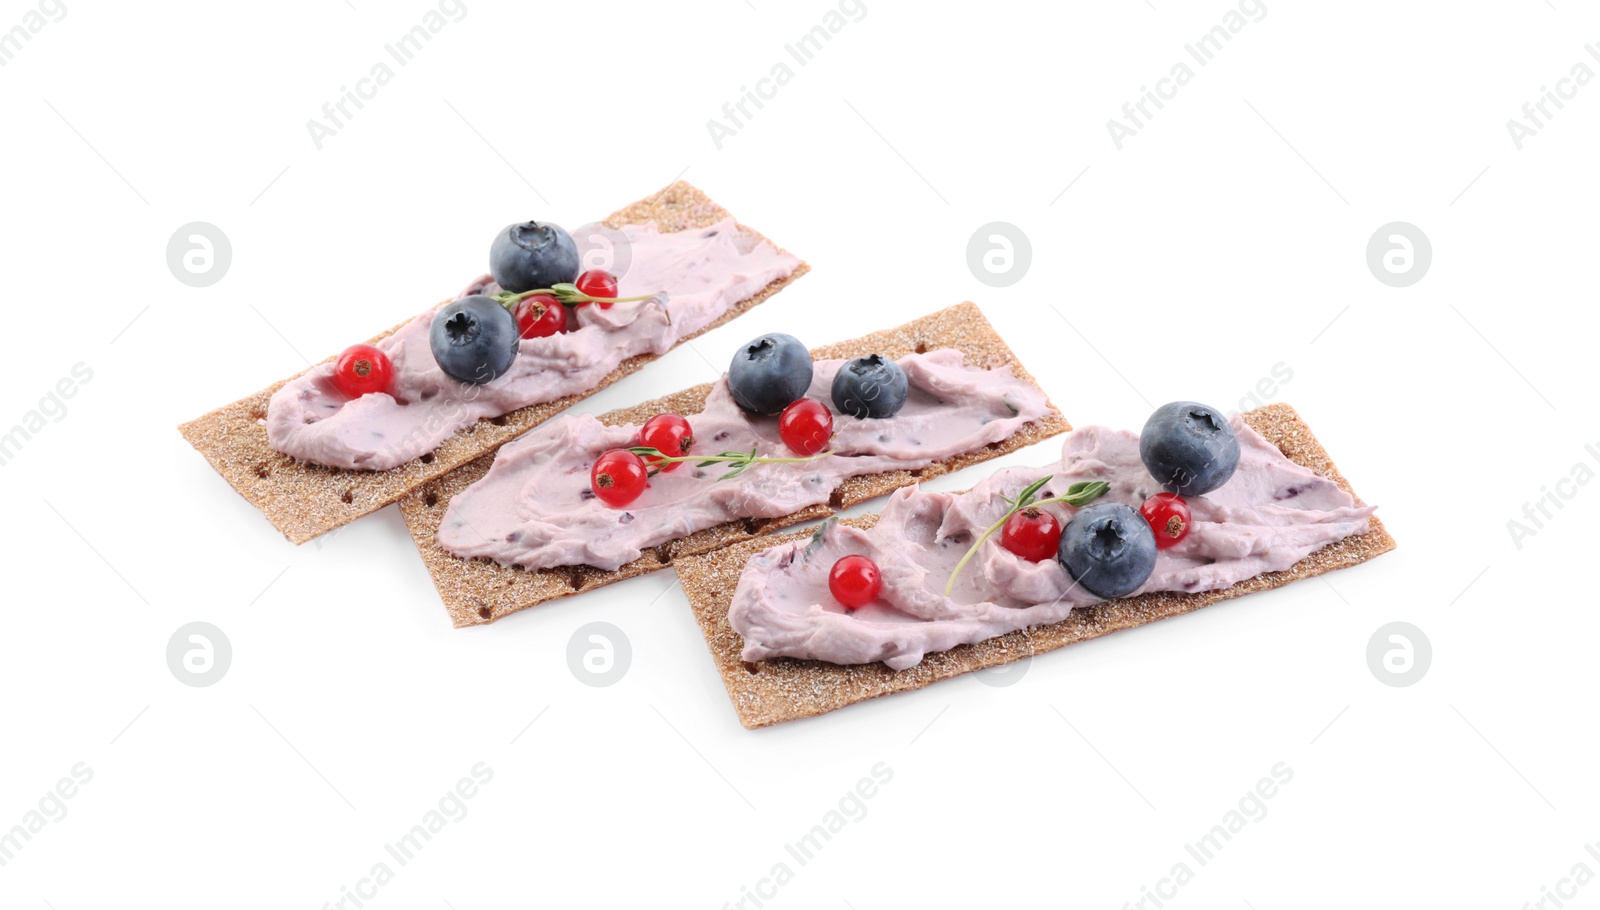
[492, 282, 660, 310]
[629, 445, 834, 480]
[942, 476, 1110, 596]
[944, 513, 1012, 598]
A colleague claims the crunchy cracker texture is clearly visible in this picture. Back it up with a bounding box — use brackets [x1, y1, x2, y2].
[399, 302, 1071, 628]
[178, 181, 808, 544]
[675, 402, 1398, 729]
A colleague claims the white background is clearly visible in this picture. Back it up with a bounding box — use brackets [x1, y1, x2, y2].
[1, 0, 1594, 907]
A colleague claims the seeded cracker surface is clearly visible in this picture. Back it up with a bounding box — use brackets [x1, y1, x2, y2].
[398, 302, 1071, 627]
[674, 402, 1398, 729]
[177, 182, 808, 544]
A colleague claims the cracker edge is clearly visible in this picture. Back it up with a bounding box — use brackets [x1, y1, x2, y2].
[675, 401, 1398, 729]
[397, 301, 1072, 627]
[176, 180, 808, 545]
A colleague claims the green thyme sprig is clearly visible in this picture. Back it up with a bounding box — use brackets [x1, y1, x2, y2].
[628, 445, 834, 481]
[943, 474, 1110, 596]
[492, 283, 659, 310]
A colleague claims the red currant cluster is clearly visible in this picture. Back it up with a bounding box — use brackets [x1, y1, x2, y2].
[589, 397, 837, 509]
[327, 270, 629, 400]
[996, 490, 1191, 563]
[589, 413, 694, 508]
[511, 270, 619, 339]
[823, 486, 1194, 613]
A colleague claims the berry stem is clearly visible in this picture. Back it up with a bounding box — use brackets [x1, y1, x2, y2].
[627, 445, 834, 480]
[943, 475, 1110, 596]
[493, 282, 659, 310]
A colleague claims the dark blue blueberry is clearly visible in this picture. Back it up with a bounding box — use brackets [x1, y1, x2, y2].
[831, 354, 909, 419]
[489, 221, 579, 293]
[1058, 502, 1158, 600]
[727, 333, 813, 416]
[1139, 401, 1240, 496]
[430, 295, 519, 385]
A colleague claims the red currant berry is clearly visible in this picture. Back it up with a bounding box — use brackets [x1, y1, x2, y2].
[638, 413, 694, 473]
[999, 506, 1062, 562]
[828, 554, 882, 610]
[513, 294, 564, 339]
[575, 269, 619, 308]
[778, 399, 833, 456]
[591, 449, 648, 507]
[1139, 492, 1191, 549]
[332, 344, 393, 398]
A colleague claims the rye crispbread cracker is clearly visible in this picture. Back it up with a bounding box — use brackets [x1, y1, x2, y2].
[675, 402, 1398, 729]
[399, 302, 1070, 627]
[178, 181, 808, 544]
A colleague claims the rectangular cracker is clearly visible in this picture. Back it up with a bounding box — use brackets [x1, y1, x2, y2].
[399, 301, 1071, 627]
[675, 402, 1398, 729]
[178, 181, 808, 544]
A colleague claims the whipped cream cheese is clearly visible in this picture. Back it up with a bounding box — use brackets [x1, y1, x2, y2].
[729, 418, 1376, 670]
[436, 349, 1056, 572]
[265, 219, 800, 470]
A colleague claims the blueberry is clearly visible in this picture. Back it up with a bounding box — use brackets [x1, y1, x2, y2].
[1058, 502, 1157, 599]
[489, 221, 580, 294]
[430, 295, 520, 385]
[830, 354, 909, 420]
[727, 333, 813, 416]
[1139, 401, 1241, 496]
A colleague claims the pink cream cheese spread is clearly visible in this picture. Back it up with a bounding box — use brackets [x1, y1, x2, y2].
[729, 417, 1376, 670]
[436, 349, 1056, 572]
[264, 219, 800, 470]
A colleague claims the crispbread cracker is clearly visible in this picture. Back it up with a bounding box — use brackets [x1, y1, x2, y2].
[399, 302, 1070, 627]
[179, 181, 807, 544]
[675, 402, 1397, 729]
